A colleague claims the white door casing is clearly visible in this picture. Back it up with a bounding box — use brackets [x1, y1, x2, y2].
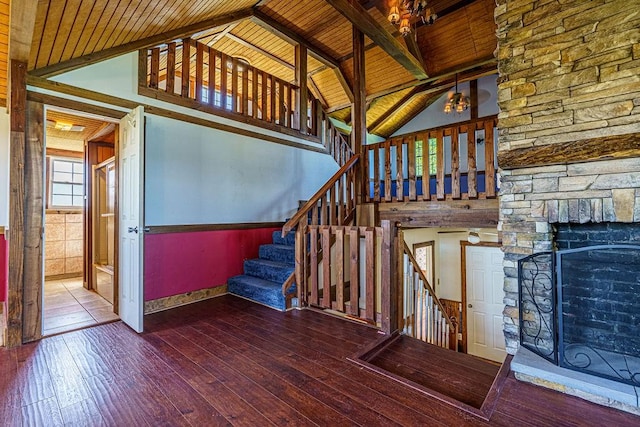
[466, 245, 506, 363]
[118, 106, 145, 333]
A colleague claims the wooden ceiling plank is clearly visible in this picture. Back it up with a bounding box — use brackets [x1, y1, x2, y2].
[334, 66, 354, 103]
[251, 10, 339, 69]
[82, 0, 129, 56]
[368, 86, 424, 132]
[9, 0, 38, 61]
[379, 92, 444, 137]
[58, 0, 96, 64]
[66, 0, 110, 65]
[109, 0, 160, 48]
[224, 33, 294, 70]
[30, 8, 254, 78]
[47, 0, 85, 65]
[91, 0, 139, 53]
[308, 76, 328, 108]
[324, 0, 427, 80]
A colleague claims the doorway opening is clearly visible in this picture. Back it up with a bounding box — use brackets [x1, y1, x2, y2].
[43, 107, 119, 336]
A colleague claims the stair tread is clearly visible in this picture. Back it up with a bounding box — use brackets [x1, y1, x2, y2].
[245, 258, 294, 270]
[228, 275, 282, 290]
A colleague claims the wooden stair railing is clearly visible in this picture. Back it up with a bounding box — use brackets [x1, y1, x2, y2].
[364, 117, 497, 202]
[402, 241, 458, 351]
[282, 154, 360, 305]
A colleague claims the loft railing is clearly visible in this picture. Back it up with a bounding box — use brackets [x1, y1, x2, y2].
[364, 117, 498, 202]
[139, 38, 322, 136]
[402, 241, 458, 351]
[139, 39, 352, 167]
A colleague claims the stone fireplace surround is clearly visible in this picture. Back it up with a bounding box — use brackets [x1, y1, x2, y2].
[499, 158, 640, 413]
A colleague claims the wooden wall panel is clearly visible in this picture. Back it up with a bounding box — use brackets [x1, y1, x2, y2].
[0, 0, 8, 106]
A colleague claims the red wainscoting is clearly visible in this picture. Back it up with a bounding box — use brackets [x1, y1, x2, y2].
[144, 227, 279, 301]
[0, 234, 6, 302]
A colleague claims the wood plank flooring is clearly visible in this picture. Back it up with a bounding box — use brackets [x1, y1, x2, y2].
[367, 335, 501, 409]
[1, 294, 639, 426]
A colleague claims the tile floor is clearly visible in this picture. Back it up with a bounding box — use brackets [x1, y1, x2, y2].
[44, 277, 119, 336]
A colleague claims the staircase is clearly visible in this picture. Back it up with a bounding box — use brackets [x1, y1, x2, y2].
[227, 230, 296, 311]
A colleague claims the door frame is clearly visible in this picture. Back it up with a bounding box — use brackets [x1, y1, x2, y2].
[412, 240, 435, 289]
[8, 95, 126, 345]
[460, 240, 501, 354]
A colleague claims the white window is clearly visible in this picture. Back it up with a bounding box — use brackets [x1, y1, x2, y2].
[50, 158, 84, 208]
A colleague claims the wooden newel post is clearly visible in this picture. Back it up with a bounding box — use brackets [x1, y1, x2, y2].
[380, 220, 398, 334]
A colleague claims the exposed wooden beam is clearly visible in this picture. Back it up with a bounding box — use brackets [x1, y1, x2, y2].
[30, 8, 254, 78]
[9, 0, 38, 61]
[404, 34, 425, 70]
[470, 79, 478, 120]
[335, 66, 355, 103]
[225, 33, 294, 70]
[368, 85, 425, 132]
[251, 10, 340, 69]
[324, 0, 427, 79]
[326, 57, 496, 112]
[377, 90, 445, 137]
[498, 133, 640, 170]
[205, 23, 239, 45]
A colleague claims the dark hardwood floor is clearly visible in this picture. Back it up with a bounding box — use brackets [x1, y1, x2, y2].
[1, 294, 639, 426]
[367, 335, 501, 409]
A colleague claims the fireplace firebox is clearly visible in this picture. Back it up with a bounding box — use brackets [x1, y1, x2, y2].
[518, 223, 640, 387]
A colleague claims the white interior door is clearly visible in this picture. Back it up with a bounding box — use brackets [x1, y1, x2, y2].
[119, 106, 145, 333]
[466, 245, 506, 363]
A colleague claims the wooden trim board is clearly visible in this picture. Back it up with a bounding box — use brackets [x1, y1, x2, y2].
[145, 222, 284, 235]
[144, 285, 228, 314]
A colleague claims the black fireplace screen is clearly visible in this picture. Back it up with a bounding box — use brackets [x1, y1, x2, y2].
[519, 245, 640, 387]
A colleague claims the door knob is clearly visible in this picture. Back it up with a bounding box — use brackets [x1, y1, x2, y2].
[468, 304, 473, 308]
[128, 226, 138, 233]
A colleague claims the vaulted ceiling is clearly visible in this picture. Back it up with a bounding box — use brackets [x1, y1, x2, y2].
[12, 0, 497, 137]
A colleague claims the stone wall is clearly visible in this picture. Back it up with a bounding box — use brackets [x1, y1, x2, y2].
[495, 0, 640, 354]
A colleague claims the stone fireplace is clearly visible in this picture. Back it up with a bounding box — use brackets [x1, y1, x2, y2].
[494, 0, 640, 413]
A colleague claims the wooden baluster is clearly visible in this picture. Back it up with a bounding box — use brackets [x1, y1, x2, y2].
[395, 138, 404, 202]
[294, 219, 304, 305]
[373, 145, 380, 202]
[315, 99, 323, 138]
[408, 136, 416, 201]
[349, 227, 359, 317]
[320, 193, 328, 225]
[208, 47, 215, 106]
[261, 71, 268, 120]
[287, 84, 293, 128]
[278, 80, 285, 125]
[485, 119, 496, 198]
[231, 58, 238, 113]
[220, 53, 228, 109]
[195, 42, 204, 102]
[166, 43, 176, 94]
[451, 127, 460, 199]
[364, 146, 371, 203]
[321, 226, 331, 309]
[422, 132, 430, 201]
[365, 227, 375, 323]
[436, 129, 445, 200]
[335, 227, 344, 313]
[311, 199, 319, 226]
[337, 174, 344, 225]
[149, 47, 160, 89]
[329, 183, 337, 225]
[242, 65, 249, 115]
[310, 226, 319, 306]
[270, 76, 277, 123]
[384, 140, 392, 202]
[467, 124, 477, 198]
[252, 67, 259, 118]
[181, 38, 191, 98]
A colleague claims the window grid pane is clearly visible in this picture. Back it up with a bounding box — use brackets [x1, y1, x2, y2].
[51, 158, 84, 208]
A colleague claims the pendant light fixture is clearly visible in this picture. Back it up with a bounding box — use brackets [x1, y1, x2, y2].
[444, 74, 470, 114]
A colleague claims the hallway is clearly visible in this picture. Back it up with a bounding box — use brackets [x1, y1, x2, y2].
[44, 278, 118, 336]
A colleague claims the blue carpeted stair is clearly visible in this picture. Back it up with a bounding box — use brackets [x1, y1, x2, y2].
[228, 230, 296, 310]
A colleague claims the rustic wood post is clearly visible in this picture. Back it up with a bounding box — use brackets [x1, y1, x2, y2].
[6, 59, 28, 347]
[352, 26, 366, 205]
[295, 44, 308, 133]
